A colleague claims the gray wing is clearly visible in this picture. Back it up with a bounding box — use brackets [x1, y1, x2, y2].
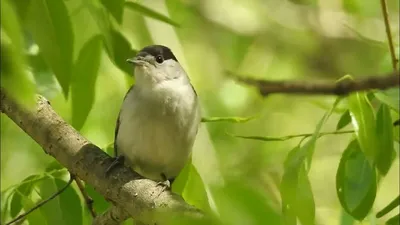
[113, 115, 120, 157]
[113, 85, 135, 157]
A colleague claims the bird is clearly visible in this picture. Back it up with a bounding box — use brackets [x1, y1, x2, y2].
[108, 45, 201, 188]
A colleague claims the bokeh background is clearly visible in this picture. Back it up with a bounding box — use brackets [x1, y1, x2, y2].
[1, 0, 399, 224]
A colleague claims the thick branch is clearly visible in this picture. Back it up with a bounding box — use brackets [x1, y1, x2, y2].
[227, 71, 399, 96]
[0, 89, 203, 225]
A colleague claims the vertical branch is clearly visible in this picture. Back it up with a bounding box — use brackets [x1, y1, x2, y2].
[380, 0, 398, 71]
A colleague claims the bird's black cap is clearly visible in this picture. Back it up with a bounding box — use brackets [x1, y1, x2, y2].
[136, 45, 178, 62]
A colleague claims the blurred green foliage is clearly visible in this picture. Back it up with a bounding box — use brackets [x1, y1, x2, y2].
[1, 0, 399, 225]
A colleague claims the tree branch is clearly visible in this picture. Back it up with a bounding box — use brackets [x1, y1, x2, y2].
[226, 71, 399, 96]
[0, 89, 204, 225]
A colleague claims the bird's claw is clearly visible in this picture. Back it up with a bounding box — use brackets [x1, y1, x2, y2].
[105, 155, 125, 175]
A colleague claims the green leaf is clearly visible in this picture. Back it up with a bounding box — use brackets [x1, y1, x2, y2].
[375, 104, 395, 175]
[201, 116, 255, 123]
[348, 92, 378, 164]
[45, 160, 64, 172]
[337, 110, 352, 130]
[38, 176, 83, 225]
[100, 0, 124, 24]
[336, 139, 377, 220]
[26, 0, 74, 97]
[340, 209, 355, 225]
[374, 88, 400, 113]
[71, 35, 103, 130]
[85, 184, 109, 214]
[23, 193, 48, 225]
[125, 2, 180, 27]
[54, 179, 83, 225]
[1, 188, 15, 224]
[1, 0, 36, 108]
[29, 51, 60, 98]
[386, 214, 399, 225]
[108, 29, 137, 75]
[280, 98, 342, 224]
[171, 158, 191, 195]
[288, 112, 329, 172]
[10, 0, 32, 22]
[181, 164, 210, 212]
[10, 174, 40, 218]
[342, 0, 380, 17]
[280, 146, 315, 225]
[87, 1, 114, 58]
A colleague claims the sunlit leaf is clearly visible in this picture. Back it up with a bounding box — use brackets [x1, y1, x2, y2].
[100, 0, 124, 24]
[375, 104, 395, 175]
[336, 139, 376, 220]
[201, 116, 255, 123]
[337, 110, 352, 130]
[281, 162, 315, 225]
[1, 189, 15, 224]
[348, 92, 378, 163]
[342, 0, 380, 17]
[125, 2, 180, 27]
[374, 88, 400, 113]
[23, 193, 48, 225]
[171, 158, 191, 195]
[280, 98, 342, 224]
[71, 35, 103, 130]
[26, 0, 74, 97]
[1, 0, 36, 108]
[45, 160, 64, 172]
[340, 209, 355, 225]
[10, 175, 40, 218]
[181, 164, 210, 212]
[29, 51, 61, 99]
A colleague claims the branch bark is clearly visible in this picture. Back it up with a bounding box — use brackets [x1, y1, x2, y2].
[0, 89, 204, 225]
[226, 71, 400, 96]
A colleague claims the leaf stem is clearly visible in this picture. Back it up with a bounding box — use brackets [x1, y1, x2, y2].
[380, 0, 398, 71]
[5, 174, 74, 225]
[376, 195, 400, 218]
[231, 130, 354, 142]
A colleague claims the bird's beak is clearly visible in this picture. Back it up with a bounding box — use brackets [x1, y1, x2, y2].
[126, 56, 145, 66]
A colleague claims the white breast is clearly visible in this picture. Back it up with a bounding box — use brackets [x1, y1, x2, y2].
[116, 80, 200, 181]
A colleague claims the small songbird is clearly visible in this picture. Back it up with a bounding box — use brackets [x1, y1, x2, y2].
[109, 45, 201, 187]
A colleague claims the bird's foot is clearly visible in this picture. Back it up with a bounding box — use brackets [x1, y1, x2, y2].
[156, 179, 171, 190]
[156, 174, 172, 192]
[105, 155, 125, 175]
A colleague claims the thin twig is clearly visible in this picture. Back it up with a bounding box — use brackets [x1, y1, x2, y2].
[5, 174, 75, 225]
[226, 71, 400, 96]
[376, 195, 399, 218]
[380, 0, 398, 71]
[74, 177, 97, 218]
[230, 130, 354, 142]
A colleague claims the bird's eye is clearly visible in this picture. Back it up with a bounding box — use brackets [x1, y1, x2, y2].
[156, 55, 164, 63]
